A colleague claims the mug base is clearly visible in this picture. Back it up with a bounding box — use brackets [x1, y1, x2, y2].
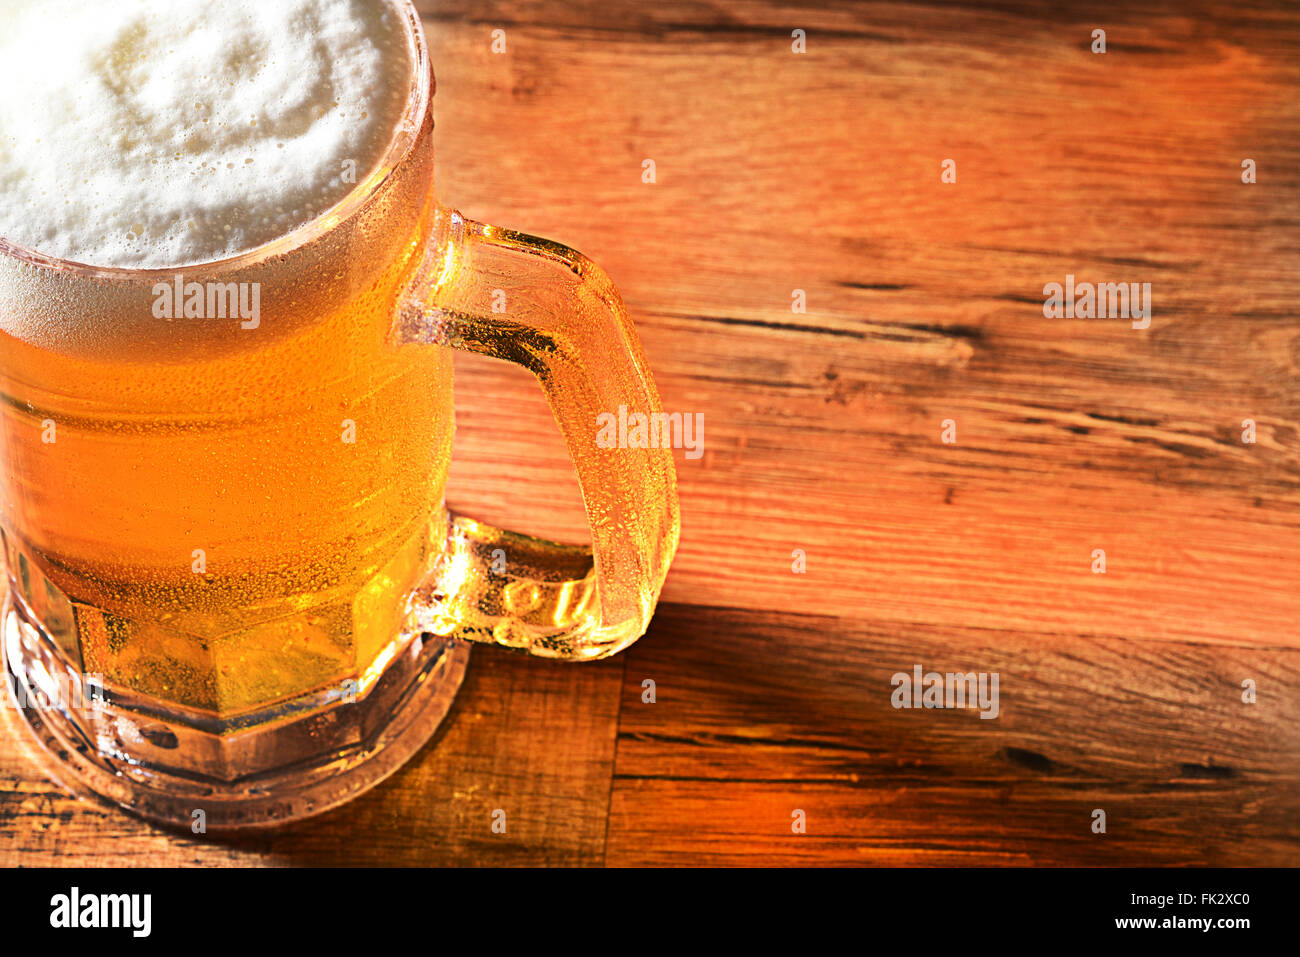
[2, 593, 470, 830]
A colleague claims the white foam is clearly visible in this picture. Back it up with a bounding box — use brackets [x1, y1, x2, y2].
[0, 0, 413, 268]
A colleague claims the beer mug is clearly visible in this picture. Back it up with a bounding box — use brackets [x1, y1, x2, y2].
[0, 2, 679, 827]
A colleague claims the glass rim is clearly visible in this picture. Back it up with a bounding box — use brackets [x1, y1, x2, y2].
[0, 0, 432, 281]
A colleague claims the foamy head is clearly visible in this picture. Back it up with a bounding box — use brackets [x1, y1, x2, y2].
[0, 0, 415, 268]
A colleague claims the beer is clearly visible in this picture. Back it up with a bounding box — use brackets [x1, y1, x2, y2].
[0, 235, 454, 716]
[0, 0, 444, 715]
[0, 0, 679, 826]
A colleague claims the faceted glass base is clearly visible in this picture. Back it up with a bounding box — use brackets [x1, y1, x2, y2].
[2, 594, 469, 829]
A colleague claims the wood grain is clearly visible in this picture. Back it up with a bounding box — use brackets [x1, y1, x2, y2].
[433, 0, 1300, 647]
[608, 605, 1300, 865]
[3, 0, 1299, 865]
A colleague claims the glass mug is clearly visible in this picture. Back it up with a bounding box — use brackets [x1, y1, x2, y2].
[0, 2, 679, 828]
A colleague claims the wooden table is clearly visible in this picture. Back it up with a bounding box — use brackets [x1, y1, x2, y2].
[2, 0, 1298, 866]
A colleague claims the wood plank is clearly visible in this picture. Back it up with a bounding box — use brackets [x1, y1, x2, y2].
[427, 0, 1300, 648]
[607, 604, 1300, 865]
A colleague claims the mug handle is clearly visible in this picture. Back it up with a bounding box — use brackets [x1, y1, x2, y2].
[393, 208, 681, 660]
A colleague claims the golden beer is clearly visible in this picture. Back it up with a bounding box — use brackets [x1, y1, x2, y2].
[0, 0, 679, 827]
[0, 203, 452, 717]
